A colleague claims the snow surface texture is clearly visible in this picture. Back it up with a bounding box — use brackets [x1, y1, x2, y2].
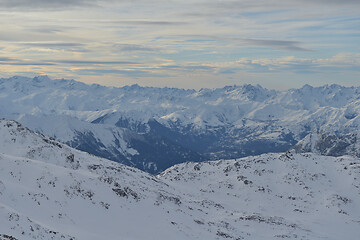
[0, 119, 359, 239]
[1, 76, 360, 173]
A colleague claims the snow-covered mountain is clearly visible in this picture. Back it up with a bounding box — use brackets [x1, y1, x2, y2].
[0, 119, 206, 239]
[1, 76, 360, 172]
[294, 131, 360, 157]
[0, 119, 359, 239]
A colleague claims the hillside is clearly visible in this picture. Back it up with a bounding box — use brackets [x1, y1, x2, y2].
[0, 119, 359, 239]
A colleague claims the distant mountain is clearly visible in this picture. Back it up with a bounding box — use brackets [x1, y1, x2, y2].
[294, 131, 360, 157]
[15, 114, 204, 174]
[1, 75, 360, 172]
[0, 119, 359, 239]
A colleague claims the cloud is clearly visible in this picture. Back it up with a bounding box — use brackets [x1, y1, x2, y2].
[206, 0, 360, 10]
[110, 20, 187, 26]
[0, 0, 358, 89]
[54, 60, 140, 65]
[0, 29, 81, 42]
[0, 56, 56, 65]
[0, 57, 14, 61]
[0, 0, 97, 10]
[234, 53, 360, 73]
[30, 27, 64, 34]
[160, 65, 215, 71]
[0, 61, 55, 66]
[75, 68, 168, 78]
[0, 57, 139, 66]
[113, 44, 158, 52]
[17, 42, 91, 52]
[217, 68, 237, 74]
[74, 63, 215, 78]
[177, 35, 311, 52]
[297, 0, 360, 5]
[22, 42, 85, 48]
[181, 0, 360, 25]
[240, 39, 312, 52]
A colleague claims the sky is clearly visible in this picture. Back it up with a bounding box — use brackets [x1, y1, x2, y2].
[0, 0, 359, 89]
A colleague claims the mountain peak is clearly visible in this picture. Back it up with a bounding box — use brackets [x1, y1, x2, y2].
[1, 75, 360, 173]
[32, 75, 51, 82]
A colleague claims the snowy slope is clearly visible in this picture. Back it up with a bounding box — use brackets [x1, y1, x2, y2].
[0, 119, 359, 239]
[160, 152, 360, 240]
[0, 119, 221, 239]
[1, 76, 360, 171]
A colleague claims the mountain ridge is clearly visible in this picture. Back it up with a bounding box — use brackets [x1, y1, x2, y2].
[0, 118, 359, 239]
[1, 75, 360, 172]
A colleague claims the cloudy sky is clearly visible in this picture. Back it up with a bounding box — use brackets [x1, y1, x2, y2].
[0, 0, 359, 89]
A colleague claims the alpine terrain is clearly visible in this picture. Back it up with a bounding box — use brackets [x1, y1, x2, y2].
[0, 119, 359, 239]
[1, 76, 359, 173]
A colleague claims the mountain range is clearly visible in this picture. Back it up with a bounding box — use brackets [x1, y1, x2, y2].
[1, 76, 360, 173]
[0, 119, 359, 239]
